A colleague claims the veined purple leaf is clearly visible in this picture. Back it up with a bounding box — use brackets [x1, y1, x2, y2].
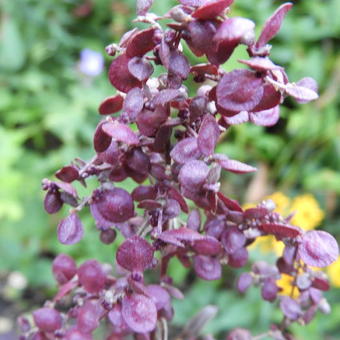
[285, 83, 319, 102]
[57, 212, 84, 245]
[295, 77, 318, 104]
[108, 304, 128, 334]
[54, 279, 77, 302]
[194, 255, 221, 280]
[109, 54, 142, 93]
[102, 121, 139, 145]
[158, 227, 204, 247]
[221, 227, 246, 254]
[217, 191, 243, 212]
[178, 160, 210, 190]
[152, 89, 186, 107]
[91, 188, 134, 224]
[179, 0, 204, 6]
[238, 57, 281, 72]
[94, 120, 112, 152]
[98, 94, 124, 115]
[128, 57, 154, 82]
[260, 223, 301, 238]
[44, 191, 63, 214]
[237, 273, 253, 293]
[55, 166, 79, 184]
[222, 111, 249, 125]
[192, 236, 222, 256]
[228, 247, 248, 268]
[249, 106, 280, 127]
[136, 0, 153, 16]
[126, 28, 157, 58]
[146, 285, 171, 311]
[123, 87, 144, 121]
[136, 107, 168, 137]
[122, 294, 157, 333]
[252, 83, 281, 112]
[169, 50, 190, 79]
[116, 236, 154, 272]
[216, 69, 264, 113]
[192, 0, 233, 20]
[244, 207, 268, 219]
[280, 296, 303, 321]
[78, 260, 106, 294]
[187, 209, 201, 231]
[256, 3, 293, 48]
[168, 187, 189, 213]
[197, 114, 220, 156]
[214, 17, 255, 45]
[170, 137, 202, 164]
[215, 155, 257, 174]
[299, 230, 339, 268]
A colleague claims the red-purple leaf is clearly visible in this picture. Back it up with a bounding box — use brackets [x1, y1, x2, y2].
[299, 230, 339, 268]
[217, 192, 243, 212]
[53, 279, 77, 302]
[221, 227, 246, 255]
[244, 207, 268, 219]
[109, 54, 142, 93]
[260, 223, 301, 238]
[192, 236, 222, 256]
[280, 296, 303, 321]
[152, 89, 185, 107]
[197, 114, 220, 156]
[98, 95, 124, 115]
[170, 137, 202, 164]
[222, 111, 249, 126]
[128, 57, 154, 82]
[168, 187, 189, 213]
[136, 108, 168, 137]
[123, 87, 144, 121]
[102, 121, 139, 145]
[249, 105, 280, 127]
[55, 166, 79, 183]
[256, 3, 293, 48]
[126, 28, 157, 58]
[238, 57, 281, 72]
[57, 212, 84, 245]
[78, 260, 106, 293]
[295, 77, 318, 104]
[193, 255, 221, 280]
[116, 236, 154, 272]
[215, 155, 257, 174]
[146, 285, 171, 311]
[94, 121, 112, 153]
[169, 50, 190, 79]
[179, 0, 204, 6]
[214, 17, 255, 45]
[44, 191, 63, 214]
[122, 294, 157, 333]
[192, 0, 233, 20]
[91, 188, 134, 224]
[285, 83, 319, 102]
[252, 83, 281, 112]
[216, 69, 264, 113]
[178, 160, 210, 190]
[136, 0, 153, 16]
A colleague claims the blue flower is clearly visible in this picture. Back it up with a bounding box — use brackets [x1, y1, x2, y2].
[78, 48, 104, 77]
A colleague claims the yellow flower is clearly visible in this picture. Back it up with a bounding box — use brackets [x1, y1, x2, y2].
[290, 194, 324, 230]
[265, 192, 290, 215]
[327, 257, 340, 288]
[250, 235, 284, 256]
[277, 273, 300, 299]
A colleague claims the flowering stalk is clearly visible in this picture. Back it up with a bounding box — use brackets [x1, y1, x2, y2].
[20, 0, 338, 339]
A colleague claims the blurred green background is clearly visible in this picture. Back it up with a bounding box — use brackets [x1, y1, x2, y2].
[0, 0, 339, 338]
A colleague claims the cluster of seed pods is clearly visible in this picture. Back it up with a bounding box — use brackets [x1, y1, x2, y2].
[20, 0, 338, 339]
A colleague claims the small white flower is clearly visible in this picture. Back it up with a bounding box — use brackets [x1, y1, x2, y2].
[78, 48, 104, 77]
